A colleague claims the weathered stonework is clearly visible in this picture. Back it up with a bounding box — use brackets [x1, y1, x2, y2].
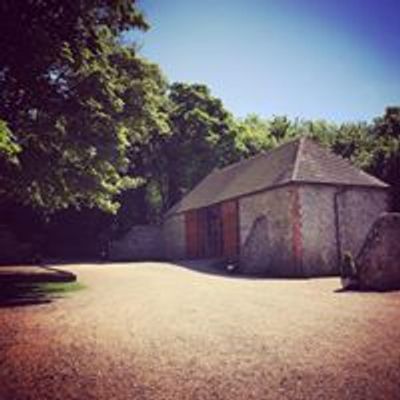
[299, 185, 338, 276]
[163, 184, 388, 277]
[109, 225, 163, 261]
[337, 188, 388, 259]
[163, 213, 186, 260]
[239, 186, 296, 276]
[299, 184, 388, 276]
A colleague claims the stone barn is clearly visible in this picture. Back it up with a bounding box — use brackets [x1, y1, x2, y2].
[163, 137, 388, 277]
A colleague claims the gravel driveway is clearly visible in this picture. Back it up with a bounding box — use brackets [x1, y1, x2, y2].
[1, 262, 399, 400]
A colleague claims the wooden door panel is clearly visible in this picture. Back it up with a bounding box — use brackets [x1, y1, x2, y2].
[221, 200, 239, 258]
[185, 210, 198, 258]
[186, 201, 239, 259]
[197, 208, 207, 258]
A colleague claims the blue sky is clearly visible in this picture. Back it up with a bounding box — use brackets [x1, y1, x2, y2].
[125, 0, 400, 122]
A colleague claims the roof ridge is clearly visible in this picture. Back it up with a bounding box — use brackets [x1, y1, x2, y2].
[216, 137, 302, 174]
[293, 137, 389, 187]
[330, 147, 389, 186]
[215, 150, 266, 173]
[290, 136, 305, 181]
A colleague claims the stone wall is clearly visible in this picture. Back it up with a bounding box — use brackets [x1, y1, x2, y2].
[239, 186, 296, 276]
[337, 187, 388, 259]
[109, 225, 163, 261]
[162, 184, 387, 275]
[299, 184, 388, 276]
[298, 185, 338, 276]
[163, 213, 186, 260]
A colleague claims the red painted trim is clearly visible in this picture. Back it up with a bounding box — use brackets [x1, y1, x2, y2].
[291, 187, 303, 275]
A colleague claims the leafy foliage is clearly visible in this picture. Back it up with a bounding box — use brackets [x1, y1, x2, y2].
[140, 83, 239, 214]
[0, 0, 151, 213]
[0, 119, 20, 161]
[368, 107, 400, 210]
[235, 114, 276, 156]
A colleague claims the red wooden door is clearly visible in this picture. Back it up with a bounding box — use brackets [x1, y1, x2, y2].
[185, 210, 199, 258]
[221, 200, 239, 258]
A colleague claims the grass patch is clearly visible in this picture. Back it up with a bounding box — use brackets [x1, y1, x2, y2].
[37, 281, 86, 295]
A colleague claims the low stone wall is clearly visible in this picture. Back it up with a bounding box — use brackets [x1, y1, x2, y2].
[109, 225, 164, 261]
[163, 214, 186, 260]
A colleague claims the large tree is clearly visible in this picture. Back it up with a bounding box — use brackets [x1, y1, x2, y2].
[369, 107, 400, 211]
[146, 83, 239, 211]
[0, 0, 156, 213]
[234, 114, 276, 157]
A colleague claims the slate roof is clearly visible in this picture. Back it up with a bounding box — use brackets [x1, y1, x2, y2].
[166, 137, 388, 216]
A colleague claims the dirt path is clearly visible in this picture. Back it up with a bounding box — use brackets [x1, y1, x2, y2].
[1, 262, 399, 399]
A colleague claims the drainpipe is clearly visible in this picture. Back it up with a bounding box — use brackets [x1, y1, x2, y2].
[333, 187, 346, 269]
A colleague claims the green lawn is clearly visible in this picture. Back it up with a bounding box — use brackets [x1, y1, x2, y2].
[38, 281, 86, 295]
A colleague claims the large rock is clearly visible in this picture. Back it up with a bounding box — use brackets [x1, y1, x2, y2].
[356, 213, 400, 291]
[240, 215, 271, 275]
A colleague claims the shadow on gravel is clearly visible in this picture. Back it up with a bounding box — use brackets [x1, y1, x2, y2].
[173, 259, 307, 281]
[0, 282, 56, 307]
[334, 286, 400, 294]
[0, 267, 78, 308]
[173, 259, 246, 279]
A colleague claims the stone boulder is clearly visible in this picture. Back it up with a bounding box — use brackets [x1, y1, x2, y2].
[356, 213, 400, 291]
[240, 215, 272, 275]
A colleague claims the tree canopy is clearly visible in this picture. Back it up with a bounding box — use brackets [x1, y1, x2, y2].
[368, 107, 400, 210]
[131, 82, 240, 216]
[0, 0, 154, 213]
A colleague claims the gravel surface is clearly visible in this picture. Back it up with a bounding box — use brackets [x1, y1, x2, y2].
[1, 262, 399, 400]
